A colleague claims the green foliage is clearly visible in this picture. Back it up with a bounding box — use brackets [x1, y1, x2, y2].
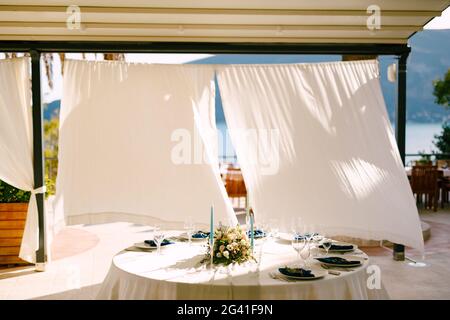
[0, 180, 30, 203]
[433, 69, 450, 108]
[434, 123, 450, 159]
[0, 116, 59, 202]
[417, 151, 433, 164]
[44, 117, 59, 196]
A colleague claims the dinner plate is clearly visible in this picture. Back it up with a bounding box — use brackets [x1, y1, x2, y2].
[318, 242, 357, 253]
[277, 232, 297, 242]
[316, 255, 364, 268]
[278, 267, 327, 280]
[179, 232, 209, 241]
[134, 242, 157, 250]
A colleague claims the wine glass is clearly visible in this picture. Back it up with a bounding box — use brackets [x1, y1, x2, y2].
[291, 217, 303, 238]
[291, 237, 306, 267]
[321, 238, 332, 257]
[184, 217, 195, 245]
[153, 225, 166, 255]
[268, 218, 279, 240]
[300, 243, 312, 268]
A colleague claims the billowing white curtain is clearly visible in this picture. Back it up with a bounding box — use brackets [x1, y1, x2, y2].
[55, 60, 236, 228]
[0, 57, 45, 263]
[217, 60, 424, 251]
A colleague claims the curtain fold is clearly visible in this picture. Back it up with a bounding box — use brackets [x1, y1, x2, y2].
[0, 57, 43, 263]
[217, 60, 424, 251]
[55, 60, 236, 228]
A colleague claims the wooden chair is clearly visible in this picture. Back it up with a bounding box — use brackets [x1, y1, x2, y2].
[410, 165, 439, 211]
[437, 159, 450, 169]
[223, 167, 247, 210]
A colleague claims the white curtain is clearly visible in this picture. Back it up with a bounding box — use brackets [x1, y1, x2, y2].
[0, 57, 45, 263]
[217, 60, 424, 251]
[55, 60, 236, 228]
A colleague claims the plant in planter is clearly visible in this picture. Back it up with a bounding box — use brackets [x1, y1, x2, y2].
[0, 179, 31, 265]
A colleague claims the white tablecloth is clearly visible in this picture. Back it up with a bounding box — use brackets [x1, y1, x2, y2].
[97, 238, 388, 300]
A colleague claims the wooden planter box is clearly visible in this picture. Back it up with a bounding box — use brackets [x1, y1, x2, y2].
[0, 203, 29, 266]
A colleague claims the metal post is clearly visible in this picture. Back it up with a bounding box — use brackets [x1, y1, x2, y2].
[30, 49, 46, 270]
[393, 51, 409, 261]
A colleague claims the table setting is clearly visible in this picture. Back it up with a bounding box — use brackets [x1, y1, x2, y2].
[97, 207, 388, 300]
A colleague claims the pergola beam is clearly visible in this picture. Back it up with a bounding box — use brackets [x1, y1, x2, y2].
[0, 41, 410, 54]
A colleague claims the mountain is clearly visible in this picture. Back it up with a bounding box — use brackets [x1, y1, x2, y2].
[44, 30, 450, 124]
[43, 99, 60, 120]
[190, 30, 450, 124]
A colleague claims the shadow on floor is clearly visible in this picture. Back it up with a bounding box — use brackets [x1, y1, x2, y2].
[34, 283, 103, 300]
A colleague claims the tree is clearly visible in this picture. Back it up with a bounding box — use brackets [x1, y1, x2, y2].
[433, 69, 450, 157]
[433, 68, 450, 108]
[434, 123, 450, 158]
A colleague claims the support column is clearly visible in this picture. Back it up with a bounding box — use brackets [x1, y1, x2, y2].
[393, 51, 410, 261]
[30, 49, 46, 270]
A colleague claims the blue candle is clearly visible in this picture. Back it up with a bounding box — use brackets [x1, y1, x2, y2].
[210, 205, 214, 246]
[250, 213, 254, 250]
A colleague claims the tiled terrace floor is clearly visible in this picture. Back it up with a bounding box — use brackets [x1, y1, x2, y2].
[1, 210, 449, 300]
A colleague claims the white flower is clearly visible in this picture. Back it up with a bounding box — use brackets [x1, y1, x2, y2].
[226, 244, 233, 251]
[216, 252, 222, 258]
[223, 251, 229, 259]
[240, 239, 247, 246]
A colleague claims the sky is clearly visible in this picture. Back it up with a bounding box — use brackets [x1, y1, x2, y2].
[424, 7, 450, 29]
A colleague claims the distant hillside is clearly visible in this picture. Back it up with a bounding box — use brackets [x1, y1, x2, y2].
[191, 30, 450, 124]
[44, 30, 450, 124]
[43, 99, 60, 120]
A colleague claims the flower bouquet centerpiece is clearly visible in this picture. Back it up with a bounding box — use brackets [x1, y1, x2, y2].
[207, 224, 255, 266]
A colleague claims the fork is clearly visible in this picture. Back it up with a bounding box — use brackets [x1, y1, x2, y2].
[320, 264, 354, 272]
[269, 272, 296, 282]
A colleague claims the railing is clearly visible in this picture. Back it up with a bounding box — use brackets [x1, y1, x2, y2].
[405, 153, 450, 166]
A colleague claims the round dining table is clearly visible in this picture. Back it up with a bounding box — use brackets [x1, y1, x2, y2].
[96, 235, 389, 300]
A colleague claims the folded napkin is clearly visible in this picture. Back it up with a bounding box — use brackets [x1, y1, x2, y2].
[192, 231, 209, 239]
[247, 229, 266, 238]
[294, 232, 318, 240]
[319, 244, 354, 251]
[316, 257, 361, 266]
[144, 239, 174, 247]
[279, 267, 315, 278]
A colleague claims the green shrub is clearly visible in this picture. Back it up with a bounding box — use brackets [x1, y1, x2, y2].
[0, 180, 31, 203]
[434, 123, 450, 159]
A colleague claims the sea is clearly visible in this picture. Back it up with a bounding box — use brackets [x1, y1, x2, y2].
[216, 121, 444, 165]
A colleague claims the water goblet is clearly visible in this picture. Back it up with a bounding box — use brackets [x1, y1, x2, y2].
[321, 238, 332, 257]
[300, 243, 312, 268]
[153, 225, 166, 255]
[291, 237, 306, 267]
[184, 218, 195, 245]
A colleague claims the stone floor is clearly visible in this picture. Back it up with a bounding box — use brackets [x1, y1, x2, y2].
[0, 209, 449, 300]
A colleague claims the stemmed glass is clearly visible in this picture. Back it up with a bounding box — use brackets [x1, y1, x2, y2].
[184, 217, 195, 246]
[153, 224, 166, 255]
[268, 218, 279, 240]
[300, 242, 312, 268]
[321, 238, 332, 257]
[291, 237, 306, 267]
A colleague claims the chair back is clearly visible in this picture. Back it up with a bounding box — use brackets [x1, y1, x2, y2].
[410, 165, 439, 194]
[437, 159, 450, 169]
[224, 167, 247, 197]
